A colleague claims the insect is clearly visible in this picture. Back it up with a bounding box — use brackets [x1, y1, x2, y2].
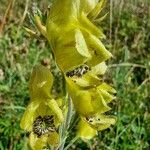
[66, 64, 90, 77]
[33, 115, 55, 137]
[85, 116, 101, 124]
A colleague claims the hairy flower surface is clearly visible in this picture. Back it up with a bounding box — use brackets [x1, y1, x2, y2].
[20, 65, 64, 149]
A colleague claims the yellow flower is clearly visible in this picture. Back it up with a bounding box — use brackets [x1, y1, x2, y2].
[46, 0, 111, 73]
[20, 65, 64, 149]
[65, 63, 116, 116]
[66, 80, 116, 117]
[20, 100, 62, 149]
[77, 118, 97, 140]
[77, 113, 116, 139]
[20, 99, 63, 131]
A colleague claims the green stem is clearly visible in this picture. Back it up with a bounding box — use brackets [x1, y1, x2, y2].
[63, 136, 79, 150]
[65, 97, 73, 129]
[58, 97, 73, 150]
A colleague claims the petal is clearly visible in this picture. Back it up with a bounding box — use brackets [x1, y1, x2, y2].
[29, 65, 53, 100]
[36, 101, 53, 116]
[46, 20, 60, 47]
[80, 0, 98, 14]
[47, 99, 64, 123]
[47, 0, 79, 23]
[47, 27, 91, 72]
[90, 89, 111, 114]
[46, 0, 79, 46]
[79, 12, 105, 38]
[66, 78, 111, 116]
[94, 13, 109, 24]
[99, 89, 116, 103]
[56, 98, 63, 107]
[86, 34, 112, 66]
[57, 28, 76, 48]
[75, 28, 91, 58]
[88, 0, 106, 20]
[47, 132, 60, 146]
[98, 83, 116, 93]
[29, 132, 48, 150]
[71, 73, 102, 88]
[20, 101, 40, 131]
[66, 78, 94, 116]
[73, 90, 94, 116]
[86, 114, 116, 131]
[54, 46, 88, 72]
[71, 77, 90, 87]
[90, 62, 107, 75]
[77, 118, 97, 140]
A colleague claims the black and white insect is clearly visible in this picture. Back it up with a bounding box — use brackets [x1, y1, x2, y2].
[85, 116, 101, 124]
[66, 64, 90, 77]
[85, 117, 94, 123]
[33, 115, 55, 137]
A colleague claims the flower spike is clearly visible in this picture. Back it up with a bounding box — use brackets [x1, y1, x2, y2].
[21, 0, 116, 147]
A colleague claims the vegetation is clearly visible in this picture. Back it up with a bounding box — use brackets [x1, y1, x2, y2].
[0, 0, 150, 149]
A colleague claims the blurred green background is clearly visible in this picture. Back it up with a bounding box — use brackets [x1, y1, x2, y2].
[0, 0, 150, 149]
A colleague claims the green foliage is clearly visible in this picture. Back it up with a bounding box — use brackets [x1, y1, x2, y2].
[0, 0, 149, 149]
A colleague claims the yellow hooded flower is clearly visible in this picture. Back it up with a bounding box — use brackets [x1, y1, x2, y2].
[20, 99, 63, 131]
[66, 77, 116, 117]
[46, 0, 111, 73]
[64, 62, 116, 117]
[77, 118, 97, 140]
[20, 65, 64, 149]
[77, 113, 116, 139]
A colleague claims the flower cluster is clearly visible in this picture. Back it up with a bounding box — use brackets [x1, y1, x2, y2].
[45, 0, 116, 139]
[21, 0, 116, 149]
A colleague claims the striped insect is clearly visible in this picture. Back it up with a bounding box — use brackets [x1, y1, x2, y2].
[66, 64, 90, 77]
